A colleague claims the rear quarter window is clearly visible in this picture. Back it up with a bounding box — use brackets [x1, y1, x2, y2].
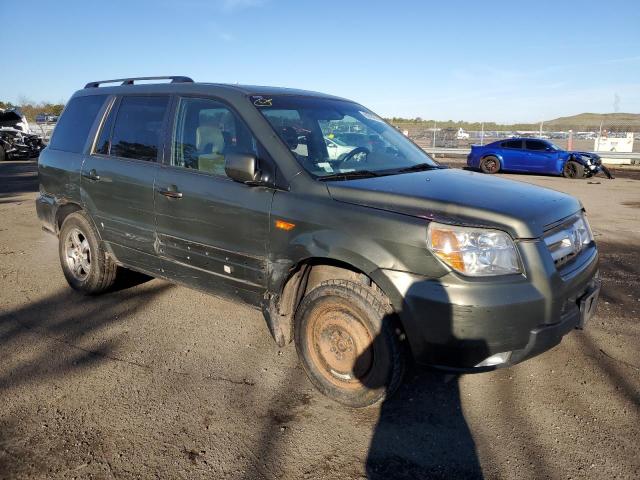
[49, 95, 108, 153]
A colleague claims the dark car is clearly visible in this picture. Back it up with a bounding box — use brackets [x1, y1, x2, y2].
[36, 76, 600, 407]
[467, 138, 613, 179]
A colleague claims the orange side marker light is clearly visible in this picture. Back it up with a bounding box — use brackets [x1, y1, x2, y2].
[275, 219, 296, 231]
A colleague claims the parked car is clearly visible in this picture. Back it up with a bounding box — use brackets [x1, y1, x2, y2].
[324, 136, 353, 160]
[0, 128, 45, 160]
[37, 76, 601, 407]
[467, 138, 613, 179]
[0, 108, 30, 132]
[0, 109, 45, 160]
[456, 128, 469, 140]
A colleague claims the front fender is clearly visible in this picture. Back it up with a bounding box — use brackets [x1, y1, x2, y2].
[267, 228, 411, 295]
[267, 190, 447, 295]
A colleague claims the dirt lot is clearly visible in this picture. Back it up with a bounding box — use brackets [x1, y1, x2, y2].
[0, 160, 638, 480]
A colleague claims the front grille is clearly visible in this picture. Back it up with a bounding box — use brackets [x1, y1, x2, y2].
[544, 214, 593, 269]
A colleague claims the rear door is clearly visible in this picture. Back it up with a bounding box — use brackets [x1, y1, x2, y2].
[81, 95, 170, 274]
[525, 139, 557, 172]
[154, 96, 275, 305]
[500, 140, 525, 170]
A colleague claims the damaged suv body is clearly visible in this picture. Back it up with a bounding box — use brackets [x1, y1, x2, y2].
[37, 77, 600, 407]
[0, 109, 45, 161]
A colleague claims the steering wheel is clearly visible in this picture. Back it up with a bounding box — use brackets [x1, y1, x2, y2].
[338, 146, 370, 167]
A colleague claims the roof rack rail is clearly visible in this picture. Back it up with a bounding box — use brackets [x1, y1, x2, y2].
[84, 76, 194, 88]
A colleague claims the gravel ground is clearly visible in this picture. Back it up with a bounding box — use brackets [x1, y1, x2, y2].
[0, 160, 638, 480]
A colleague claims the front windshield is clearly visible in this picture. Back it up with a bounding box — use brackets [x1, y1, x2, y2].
[251, 95, 439, 178]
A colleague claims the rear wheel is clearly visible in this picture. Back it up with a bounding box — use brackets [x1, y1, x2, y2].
[294, 279, 407, 408]
[58, 211, 118, 294]
[480, 156, 500, 174]
[563, 160, 584, 179]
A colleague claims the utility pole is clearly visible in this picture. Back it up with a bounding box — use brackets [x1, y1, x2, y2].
[539, 121, 543, 138]
[433, 121, 437, 148]
[480, 122, 484, 146]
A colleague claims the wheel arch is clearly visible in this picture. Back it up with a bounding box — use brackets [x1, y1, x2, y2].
[262, 256, 402, 348]
[55, 202, 83, 233]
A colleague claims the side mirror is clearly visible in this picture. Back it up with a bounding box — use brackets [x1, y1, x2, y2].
[225, 153, 260, 184]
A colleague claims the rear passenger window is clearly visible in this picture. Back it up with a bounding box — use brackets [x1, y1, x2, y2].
[502, 140, 522, 149]
[171, 97, 259, 176]
[110, 96, 169, 161]
[526, 140, 547, 150]
[49, 95, 107, 153]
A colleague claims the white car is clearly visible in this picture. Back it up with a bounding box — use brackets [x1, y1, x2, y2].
[325, 136, 355, 160]
[456, 128, 470, 140]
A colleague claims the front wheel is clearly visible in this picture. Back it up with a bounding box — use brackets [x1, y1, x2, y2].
[563, 160, 584, 179]
[58, 211, 118, 294]
[479, 156, 500, 174]
[294, 279, 407, 408]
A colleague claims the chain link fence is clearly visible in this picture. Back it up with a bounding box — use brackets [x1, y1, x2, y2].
[30, 122, 56, 142]
[389, 120, 640, 161]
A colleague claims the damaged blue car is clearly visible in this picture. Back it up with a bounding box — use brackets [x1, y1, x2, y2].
[467, 138, 614, 179]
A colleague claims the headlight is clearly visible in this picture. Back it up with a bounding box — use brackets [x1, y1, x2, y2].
[427, 222, 521, 276]
[573, 215, 594, 246]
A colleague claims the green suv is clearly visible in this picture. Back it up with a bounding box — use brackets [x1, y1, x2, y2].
[37, 76, 600, 407]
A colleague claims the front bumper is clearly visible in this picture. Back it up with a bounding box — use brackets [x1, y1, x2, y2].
[374, 241, 599, 370]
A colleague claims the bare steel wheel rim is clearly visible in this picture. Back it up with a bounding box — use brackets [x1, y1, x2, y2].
[64, 228, 91, 281]
[306, 304, 374, 390]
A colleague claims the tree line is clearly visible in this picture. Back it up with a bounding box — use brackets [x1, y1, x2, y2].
[0, 100, 65, 121]
[385, 117, 542, 131]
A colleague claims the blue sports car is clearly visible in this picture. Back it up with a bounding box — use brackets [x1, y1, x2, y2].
[467, 138, 613, 179]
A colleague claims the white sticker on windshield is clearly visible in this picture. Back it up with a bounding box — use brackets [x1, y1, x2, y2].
[317, 162, 334, 172]
[359, 111, 384, 123]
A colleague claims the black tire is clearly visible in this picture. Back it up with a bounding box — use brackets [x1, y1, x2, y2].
[294, 279, 407, 408]
[58, 211, 118, 294]
[0, 145, 6, 162]
[563, 160, 584, 179]
[479, 155, 500, 174]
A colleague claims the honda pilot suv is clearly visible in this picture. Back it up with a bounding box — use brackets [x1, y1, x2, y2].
[37, 76, 600, 407]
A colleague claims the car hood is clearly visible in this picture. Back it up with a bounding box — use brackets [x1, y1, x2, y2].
[326, 169, 582, 238]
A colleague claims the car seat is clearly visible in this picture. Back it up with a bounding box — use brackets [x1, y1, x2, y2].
[196, 125, 225, 175]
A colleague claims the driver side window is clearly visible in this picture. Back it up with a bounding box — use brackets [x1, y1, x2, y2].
[171, 97, 259, 176]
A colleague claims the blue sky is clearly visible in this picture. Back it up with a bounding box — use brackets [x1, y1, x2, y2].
[1, 0, 638, 122]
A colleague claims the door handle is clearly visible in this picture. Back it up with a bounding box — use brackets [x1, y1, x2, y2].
[157, 187, 183, 199]
[82, 169, 100, 181]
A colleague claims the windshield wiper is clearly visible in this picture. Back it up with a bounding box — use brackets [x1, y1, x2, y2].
[318, 170, 382, 181]
[392, 163, 445, 173]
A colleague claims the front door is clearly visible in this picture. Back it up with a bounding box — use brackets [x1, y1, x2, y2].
[525, 139, 558, 172]
[154, 96, 274, 305]
[81, 95, 170, 274]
